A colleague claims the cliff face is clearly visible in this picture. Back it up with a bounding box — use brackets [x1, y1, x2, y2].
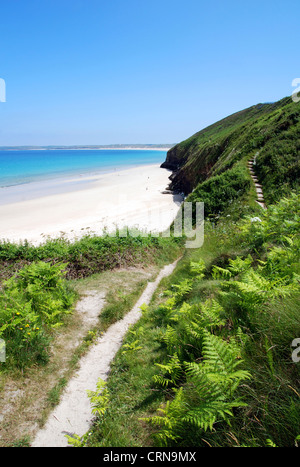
[161, 145, 188, 171]
[161, 96, 299, 202]
[161, 104, 264, 194]
[161, 138, 230, 194]
[161, 144, 193, 193]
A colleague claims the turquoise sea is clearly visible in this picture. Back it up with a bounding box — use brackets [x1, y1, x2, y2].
[0, 149, 168, 206]
[0, 149, 167, 188]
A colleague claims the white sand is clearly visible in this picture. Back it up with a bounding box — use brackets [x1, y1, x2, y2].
[0, 165, 182, 245]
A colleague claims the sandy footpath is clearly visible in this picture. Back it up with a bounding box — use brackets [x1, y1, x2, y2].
[31, 259, 179, 447]
[0, 164, 182, 245]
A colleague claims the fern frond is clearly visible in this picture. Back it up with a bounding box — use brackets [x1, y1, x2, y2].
[87, 378, 110, 417]
[145, 331, 250, 443]
[171, 279, 193, 303]
[212, 265, 232, 280]
[201, 329, 242, 374]
[190, 260, 206, 279]
[162, 325, 178, 352]
[228, 255, 253, 275]
[182, 399, 246, 431]
[199, 299, 226, 328]
[121, 339, 142, 354]
[153, 353, 182, 387]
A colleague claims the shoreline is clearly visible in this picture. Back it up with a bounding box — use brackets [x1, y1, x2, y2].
[0, 148, 170, 191]
[0, 164, 182, 246]
[0, 162, 166, 205]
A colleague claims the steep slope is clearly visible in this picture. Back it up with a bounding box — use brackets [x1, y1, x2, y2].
[162, 96, 299, 204]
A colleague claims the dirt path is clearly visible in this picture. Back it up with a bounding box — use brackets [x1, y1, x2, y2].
[248, 156, 266, 209]
[31, 259, 179, 447]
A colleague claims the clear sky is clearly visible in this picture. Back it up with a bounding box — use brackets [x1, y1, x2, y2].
[0, 0, 299, 146]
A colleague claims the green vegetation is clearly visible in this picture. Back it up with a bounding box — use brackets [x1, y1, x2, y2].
[0, 262, 167, 447]
[187, 162, 251, 219]
[0, 232, 183, 284]
[163, 96, 299, 205]
[0, 261, 76, 369]
[1, 94, 299, 448]
[0, 233, 183, 371]
[64, 92, 300, 446]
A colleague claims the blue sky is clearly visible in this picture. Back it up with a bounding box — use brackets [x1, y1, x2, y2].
[0, 0, 299, 146]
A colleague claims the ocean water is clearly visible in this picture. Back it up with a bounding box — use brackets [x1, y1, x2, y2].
[0, 149, 167, 188]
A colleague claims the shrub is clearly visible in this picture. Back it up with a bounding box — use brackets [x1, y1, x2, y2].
[0, 261, 76, 369]
[187, 164, 251, 219]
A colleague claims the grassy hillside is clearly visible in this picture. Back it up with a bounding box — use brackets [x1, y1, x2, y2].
[0, 233, 184, 285]
[68, 193, 300, 448]
[162, 96, 299, 205]
[0, 233, 184, 445]
[63, 96, 299, 448]
[0, 233, 184, 371]
[1, 94, 299, 447]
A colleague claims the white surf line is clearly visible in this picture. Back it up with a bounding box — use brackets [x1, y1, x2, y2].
[247, 157, 266, 210]
[31, 259, 180, 448]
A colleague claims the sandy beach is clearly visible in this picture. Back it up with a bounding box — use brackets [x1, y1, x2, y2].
[0, 164, 182, 245]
